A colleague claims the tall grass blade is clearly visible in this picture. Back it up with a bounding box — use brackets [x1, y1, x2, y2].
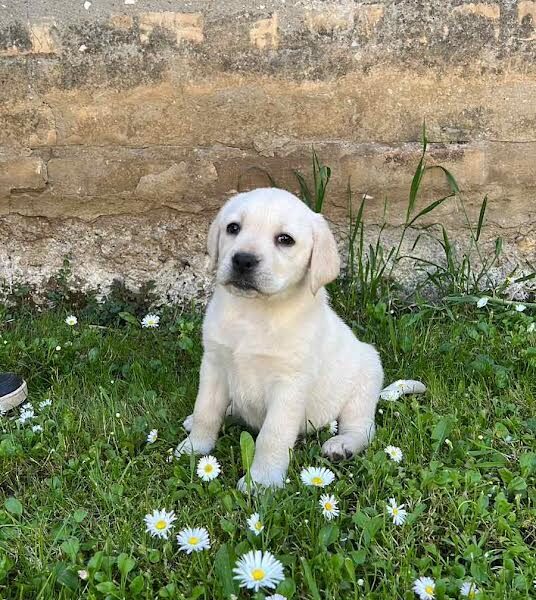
[407, 194, 453, 227]
[301, 558, 321, 600]
[294, 170, 312, 208]
[476, 196, 488, 241]
[406, 124, 428, 221]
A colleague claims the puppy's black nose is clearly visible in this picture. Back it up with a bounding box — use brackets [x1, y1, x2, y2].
[232, 252, 260, 274]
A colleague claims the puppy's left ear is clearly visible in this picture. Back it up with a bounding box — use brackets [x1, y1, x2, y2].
[207, 212, 221, 271]
[310, 214, 340, 295]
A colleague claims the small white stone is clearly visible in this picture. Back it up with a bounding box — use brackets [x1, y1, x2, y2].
[83, 1, 91, 10]
[124, 0, 136, 3]
[78, 44, 87, 52]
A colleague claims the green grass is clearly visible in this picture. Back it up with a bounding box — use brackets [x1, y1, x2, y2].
[0, 298, 534, 600]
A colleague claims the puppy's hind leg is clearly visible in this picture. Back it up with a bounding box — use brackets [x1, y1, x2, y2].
[322, 366, 383, 461]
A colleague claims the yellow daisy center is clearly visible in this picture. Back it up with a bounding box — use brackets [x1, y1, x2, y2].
[392, 508, 399, 515]
[255, 522, 263, 530]
[311, 476, 323, 485]
[155, 520, 167, 530]
[188, 536, 200, 545]
[325, 502, 333, 511]
[425, 585, 434, 594]
[251, 568, 265, 581]
[204, 464, 213, 472]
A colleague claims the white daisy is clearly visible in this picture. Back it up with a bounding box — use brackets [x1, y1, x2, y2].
[176, 527, 210, 554]
[78, 569, 89, 580]
[328, 420, 338, 434]
[460, 581, 480, 598]
[17, 406, 35, 424]
[31, 425, 43, 433]
[384, 445, 403, 463]
[266, 595, 286, 600]
[146, 429, 158, 444]
[476, 297, 489, 308]
[39, 399, 52, 409]
[386, 498, 407, 525]
[65, 315, 78, 326]
[247, 513, 264, 535]
[319, 494, 339, 520]
[413, 576, 435, 599]
[141, 314, 160, 328]
[196, 455, 221, 481]
[300, 466, 335, 487]
[144, 509, 176, 539]
[55, 346, 61, 351]
[515, 304, 526, 312]
[233, 550, 285, 592]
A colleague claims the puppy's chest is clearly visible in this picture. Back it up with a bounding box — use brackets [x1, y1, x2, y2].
[209, 325, 297, 419]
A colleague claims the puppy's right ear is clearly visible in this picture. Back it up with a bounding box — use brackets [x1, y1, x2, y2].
[207, 212, 221, 271]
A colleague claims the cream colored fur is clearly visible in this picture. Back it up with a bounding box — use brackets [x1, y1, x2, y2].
[177, 188, 384, 489]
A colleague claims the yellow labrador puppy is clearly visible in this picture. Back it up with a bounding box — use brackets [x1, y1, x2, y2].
[178, 188, 383, 488]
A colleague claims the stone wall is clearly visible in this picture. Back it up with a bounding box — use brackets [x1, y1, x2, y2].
[1, 1, 535, 300]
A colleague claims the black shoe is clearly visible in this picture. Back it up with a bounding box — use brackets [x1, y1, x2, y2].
[0, 373, 28, 413]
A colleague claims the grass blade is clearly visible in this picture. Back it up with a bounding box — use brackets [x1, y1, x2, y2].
[476, 195, 488, 241]
[407, 194, 453, 227]
[294, 170, 312, 208]
[301, 558, 321, 600]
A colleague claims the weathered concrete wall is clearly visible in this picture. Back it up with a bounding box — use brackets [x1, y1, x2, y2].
[1, 1, 535, 299]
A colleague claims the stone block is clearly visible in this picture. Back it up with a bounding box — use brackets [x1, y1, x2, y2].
[0, 158, 47, 194]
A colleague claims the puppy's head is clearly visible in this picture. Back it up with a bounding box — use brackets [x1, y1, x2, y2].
[207, 188, 340, 298]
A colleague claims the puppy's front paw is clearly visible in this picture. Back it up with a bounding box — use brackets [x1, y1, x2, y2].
[237, 468, 285, 492]
[182, 414, 194, 432]
[174, 435, 214, 457]
[322, 435, 355, 462]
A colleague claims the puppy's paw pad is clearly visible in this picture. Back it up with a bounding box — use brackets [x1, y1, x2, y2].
[182, 414, 194, 432]
[322, 436, 354, 462]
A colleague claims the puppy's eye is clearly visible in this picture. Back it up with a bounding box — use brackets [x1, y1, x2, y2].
[276, 233, 295, 247]
[226, 222, 241, 235]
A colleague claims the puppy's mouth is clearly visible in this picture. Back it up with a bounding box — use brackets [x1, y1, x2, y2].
[226, 279, 260, 292]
